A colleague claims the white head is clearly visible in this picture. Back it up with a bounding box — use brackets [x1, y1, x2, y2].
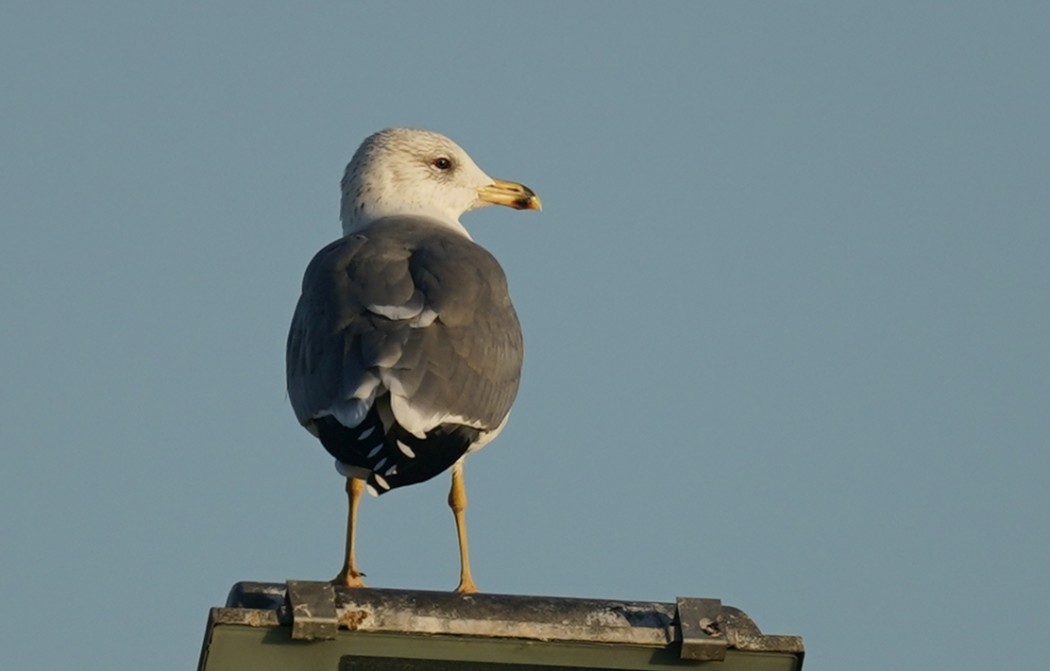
[340, 128, 541, 237]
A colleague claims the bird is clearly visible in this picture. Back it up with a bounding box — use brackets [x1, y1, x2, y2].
[286, 128, 540, 593]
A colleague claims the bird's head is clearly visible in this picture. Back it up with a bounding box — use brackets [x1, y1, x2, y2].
[340, 128, 541, 237]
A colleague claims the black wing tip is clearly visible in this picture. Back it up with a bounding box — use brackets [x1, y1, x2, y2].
[314, 404, 484, 494]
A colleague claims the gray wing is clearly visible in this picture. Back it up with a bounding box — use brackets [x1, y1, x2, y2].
[286, 217, 523, 449]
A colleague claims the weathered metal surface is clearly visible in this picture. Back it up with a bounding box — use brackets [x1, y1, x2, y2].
[286, 580, 338, 640]
[213, 581, 804, 664]
[331, 586, 676, 646]
[676, 597, 728, 661]
[208, 607, 281, 629]
[722, 607, 805, 655]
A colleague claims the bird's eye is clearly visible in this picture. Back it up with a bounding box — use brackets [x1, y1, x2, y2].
[431, 157, 453, 171]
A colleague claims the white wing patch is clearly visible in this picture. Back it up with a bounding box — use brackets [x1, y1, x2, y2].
[388, 392, 488, 439]
[366, 290, 436, 328]
[329, 398, 369, 428]
[366, 290, 425, 320]
[411, 307, 438, 328]
[467, 412, 511, 454]
[317, 373, 381, 428]
[396, 440, 416, 458]
[347, 373, 381, 402]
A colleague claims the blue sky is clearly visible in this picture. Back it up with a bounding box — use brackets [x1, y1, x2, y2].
[1, 3, 1047, 670]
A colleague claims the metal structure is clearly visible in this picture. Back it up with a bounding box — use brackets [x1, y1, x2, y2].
[198, 581, 804, 670]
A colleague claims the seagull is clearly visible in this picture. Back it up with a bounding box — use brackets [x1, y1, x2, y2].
[286, 128, 540, 593]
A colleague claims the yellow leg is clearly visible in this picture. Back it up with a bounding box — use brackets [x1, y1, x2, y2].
[449, 462, 478, 593]
[333, 477, 368, 588]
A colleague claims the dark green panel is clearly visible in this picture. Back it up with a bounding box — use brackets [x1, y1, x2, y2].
[339, 657, 621, 671]
[202, 625, 800, 671]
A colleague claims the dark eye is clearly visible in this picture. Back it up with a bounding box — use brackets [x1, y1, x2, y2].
[431, 157, 452, 171]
